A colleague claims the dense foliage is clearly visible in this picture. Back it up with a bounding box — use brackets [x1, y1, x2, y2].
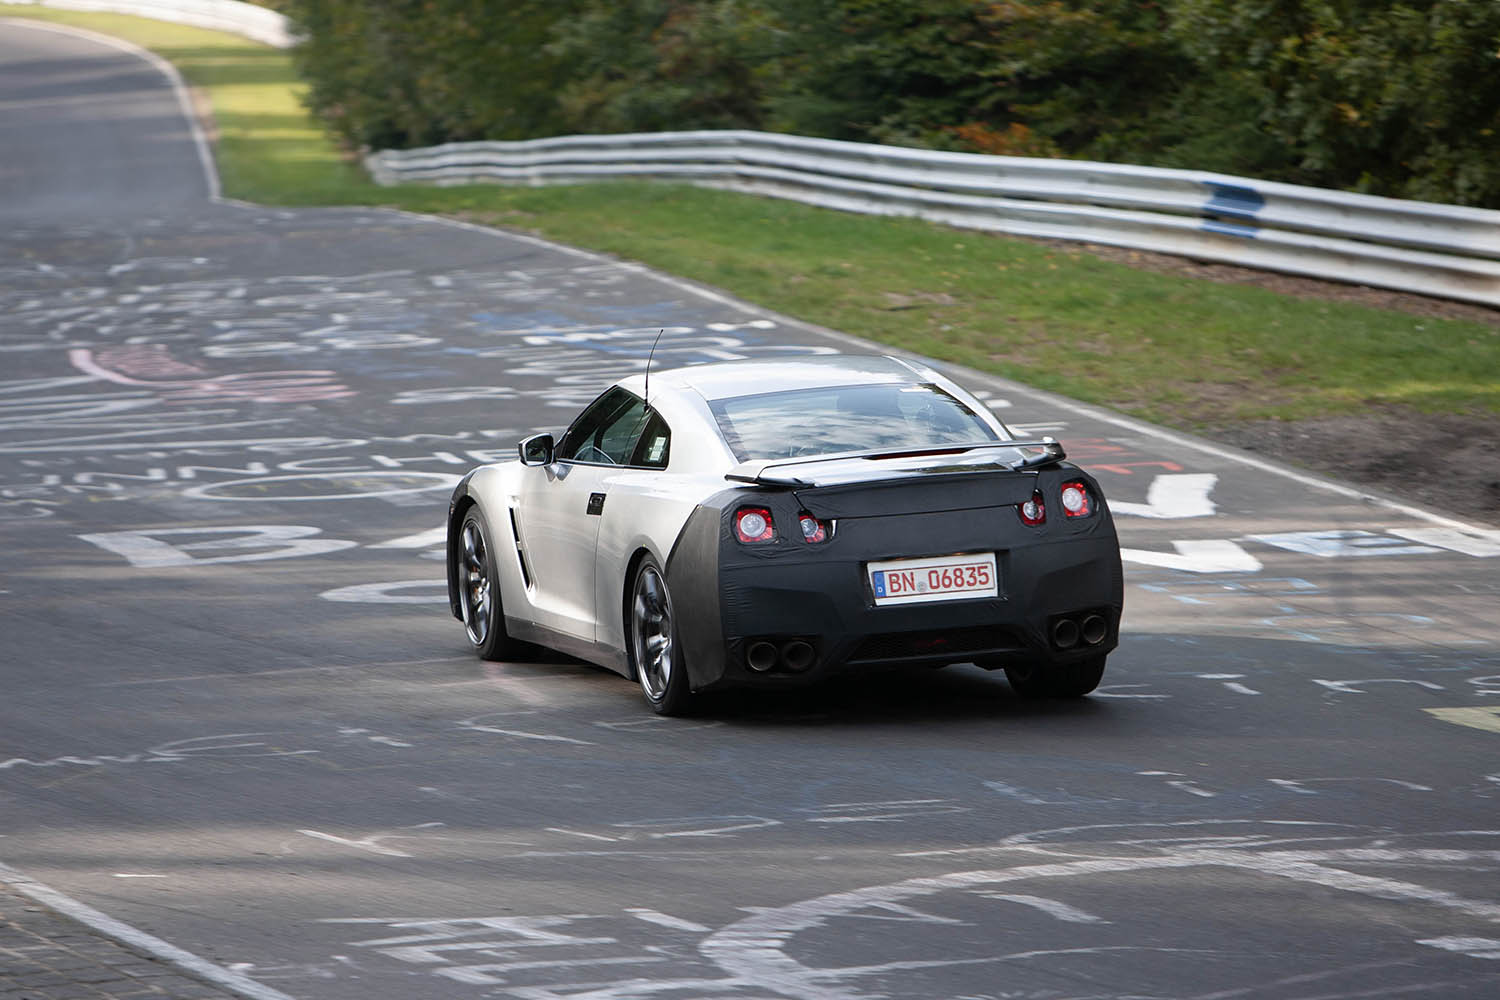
[285, 0, 1500, 207]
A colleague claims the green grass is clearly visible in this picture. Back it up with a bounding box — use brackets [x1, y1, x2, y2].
[6, 5, 1498, 428]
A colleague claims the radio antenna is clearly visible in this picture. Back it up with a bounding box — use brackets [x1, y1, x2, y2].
[644, 328, 664, 406]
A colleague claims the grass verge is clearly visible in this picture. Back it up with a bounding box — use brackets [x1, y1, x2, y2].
[4, 5, 1497, 431]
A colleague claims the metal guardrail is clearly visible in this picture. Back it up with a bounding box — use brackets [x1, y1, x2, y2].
[13, 0, 292, 47]
[366, 130, 1500, 308]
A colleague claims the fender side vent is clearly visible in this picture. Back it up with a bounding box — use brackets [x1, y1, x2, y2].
[508, 508, 533, 589]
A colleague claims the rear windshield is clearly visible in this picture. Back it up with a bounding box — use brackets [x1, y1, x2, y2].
[709, 383, 1000, 462]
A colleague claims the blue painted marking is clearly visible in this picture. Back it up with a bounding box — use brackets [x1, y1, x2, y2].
[1201, 218, 1261, 239]
[872, 571, 887, 598]
[1203, 182, 1265, 221]
[1201, 182, 1264, 240]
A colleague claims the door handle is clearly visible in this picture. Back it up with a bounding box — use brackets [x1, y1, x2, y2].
[586, 492, 606, 516]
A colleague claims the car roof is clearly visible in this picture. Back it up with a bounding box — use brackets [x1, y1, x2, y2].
[629, 354, 930, 402]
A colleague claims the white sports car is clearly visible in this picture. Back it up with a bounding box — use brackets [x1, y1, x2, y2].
[446, 355, 1122, 714]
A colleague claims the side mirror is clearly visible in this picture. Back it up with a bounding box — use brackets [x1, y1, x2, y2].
[518, 433, 555, 467]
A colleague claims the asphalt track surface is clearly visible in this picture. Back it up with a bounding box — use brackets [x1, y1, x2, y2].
[3, 18, 1499, 1000]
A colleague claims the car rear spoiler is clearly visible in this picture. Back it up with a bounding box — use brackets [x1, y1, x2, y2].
[725, 439, 1067, 487]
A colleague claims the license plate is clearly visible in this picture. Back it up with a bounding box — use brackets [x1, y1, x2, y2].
[868, 553, 998, 606]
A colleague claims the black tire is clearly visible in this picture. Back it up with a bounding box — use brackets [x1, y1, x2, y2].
[627, 555, 693, 716]
[456, 506, 527, 661]
[1005, 656, 1107, 699]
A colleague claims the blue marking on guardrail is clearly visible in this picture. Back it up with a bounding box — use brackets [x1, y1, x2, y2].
[1201, 182, 1265, 239]
[1201, 218, 1260, 239]
[1204, 182, 1265, 220]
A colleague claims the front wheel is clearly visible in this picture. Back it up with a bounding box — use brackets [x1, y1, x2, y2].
[628, 556, 693, 715]
[1005, 656, 1106, 698]
[457, 506, 527, 661]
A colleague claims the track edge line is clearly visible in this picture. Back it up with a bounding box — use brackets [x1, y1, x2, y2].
[0, 860, 298, 1000]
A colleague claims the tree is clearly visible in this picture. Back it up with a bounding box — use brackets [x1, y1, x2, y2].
[547, 0, 772, 134]
[1170, 0, 1500, 205]
[286, 0, 581, 150]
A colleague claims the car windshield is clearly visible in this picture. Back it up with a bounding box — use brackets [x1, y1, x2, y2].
[709, 382, 1000, 462]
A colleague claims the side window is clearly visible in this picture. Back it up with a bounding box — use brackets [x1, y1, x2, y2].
[628, 411, 671, 469]
[556, 388, 652, 466]
[557, 388, 634, 462]
[594, 398, 650, 464]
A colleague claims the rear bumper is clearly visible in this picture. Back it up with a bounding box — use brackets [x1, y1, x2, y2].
[667, 493, 1123, 692]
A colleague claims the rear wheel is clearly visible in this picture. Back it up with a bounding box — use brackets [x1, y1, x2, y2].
[628, 556, 693, 716]
[457, 506, 526, 661]
[1005, 656, 1106, 698]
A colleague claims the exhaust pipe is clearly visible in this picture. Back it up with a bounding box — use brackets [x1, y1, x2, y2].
[1081, 614, 1108, 646]
[746, 641, 778, 673]
[781, 640, 815, 673]
[1051, 618, 1080, 650]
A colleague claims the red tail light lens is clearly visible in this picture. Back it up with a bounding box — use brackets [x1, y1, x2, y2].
[1060, 481, 1092, 518]
[798, 514, 830, 544]
[734, 507, 775, 543]
[1018, 491, 1046, 526]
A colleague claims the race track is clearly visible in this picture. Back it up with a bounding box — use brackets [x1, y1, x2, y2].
[2, 19, 1498, 1000]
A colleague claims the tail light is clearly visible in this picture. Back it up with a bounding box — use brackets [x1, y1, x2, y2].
[798, 514, 831, 544]
[734, 507, 775, 543]
[1018, 491, 1046, 526]
[1060, 481, 1092, 518]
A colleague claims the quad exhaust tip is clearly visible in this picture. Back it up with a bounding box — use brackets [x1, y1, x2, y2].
[745, 638, 817, 673]
[1051, 613, 1109, 650]
[1051, 618, 1081, 650]
[746, 641, 778, 673]
[781, 640, 815, 673]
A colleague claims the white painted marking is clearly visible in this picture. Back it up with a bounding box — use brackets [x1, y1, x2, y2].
[1417, 936, 1500, 959]
[1196, 673, 1262, 695]
[546, 828, 619, 843]
[1138, 771, 1217, 798]
[1270, 778, 1433, 795]
[436, 954, 666, 985]
[1314, 678, 1445, 694]
[690, 840, 1500, 997]
[847, 901, 966, 925]
[1248, 529, 1440, 558]
[1426, 707, 1500, 735]
[1388, 527, 1500, 558]
[320, 580, 446, 604]
[0, 861, 294, 1000]
[613, 816, 782, 839]
[80, 525, 356, 568]
[298, 830, 413, 858]
[625, 908, 712, 933]
[181, 470, 460, 502]
[460, 723, 595, 746]
[1108, 473, 1219, 519]
[802, 800, 968, 823]
[1121, 539, 1263, 574]
[111, 873, 166, 879]
[1092, 684, 1171, 699]
[976, 893, 1107, 923]
[593, 716, 725, 731]
[370, 526, 447, 549]
[1270, 779, 1320, 795]
[983, 781, 1063, 805]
